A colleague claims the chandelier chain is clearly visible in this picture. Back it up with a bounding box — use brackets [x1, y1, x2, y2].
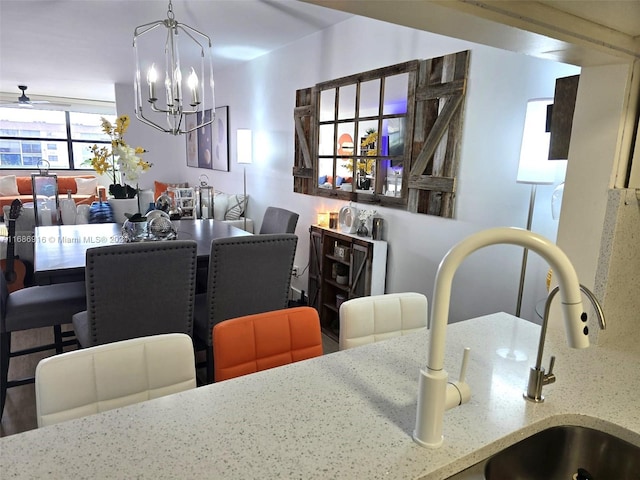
[167, 0, 175, 20]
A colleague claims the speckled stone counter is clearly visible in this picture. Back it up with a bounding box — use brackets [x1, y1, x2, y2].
[2, 313, 639, 479]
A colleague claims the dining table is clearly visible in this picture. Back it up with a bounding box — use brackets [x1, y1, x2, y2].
[33, 219, 251, 285]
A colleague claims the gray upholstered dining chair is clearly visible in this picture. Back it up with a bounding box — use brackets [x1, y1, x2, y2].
[72, 240, 198, 348]
[1, 274, 86, 420]
[259, 207, 299, 234]
[193, 233, 298, 383]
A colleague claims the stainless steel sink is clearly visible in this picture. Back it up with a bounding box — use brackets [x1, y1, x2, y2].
[447, 425, 640, 480]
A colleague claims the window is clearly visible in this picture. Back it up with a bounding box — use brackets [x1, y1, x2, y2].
[293, 51, 470, 217]
[0, 108, 116, 170]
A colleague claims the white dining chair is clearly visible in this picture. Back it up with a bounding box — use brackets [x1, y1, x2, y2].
[35, 333, 196, 427]
[338, 292, 428, 350]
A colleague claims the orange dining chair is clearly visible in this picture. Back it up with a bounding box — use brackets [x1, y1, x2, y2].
[212, 306, 323, 382]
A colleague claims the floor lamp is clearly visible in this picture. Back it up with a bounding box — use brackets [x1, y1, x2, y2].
[237, 129, 252, 232]
[515, 98, 557, 318]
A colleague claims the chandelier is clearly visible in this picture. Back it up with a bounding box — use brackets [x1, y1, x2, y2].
[133, 0, 215, 135]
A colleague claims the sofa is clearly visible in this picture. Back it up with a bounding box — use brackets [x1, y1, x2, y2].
[0, 174, 102, 213]
[148, 181, 254, 233]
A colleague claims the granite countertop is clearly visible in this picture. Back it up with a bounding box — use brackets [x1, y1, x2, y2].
[1, 313, 639, 479]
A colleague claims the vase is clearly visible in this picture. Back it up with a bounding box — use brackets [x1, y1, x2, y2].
[89, 201, 114, 224]
[60, 197, 77, 225]
[356, 221, 368, 237]
[76, 204, 90, 224]
[371, 217, 383, 240]
[108, 197, 139, 224]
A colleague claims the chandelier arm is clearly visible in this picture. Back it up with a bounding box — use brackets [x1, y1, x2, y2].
[175, 22, 213, 48]
[175, 25, 208, 56]
[135, 111, 176, 135]
[133, 20, 166, 40]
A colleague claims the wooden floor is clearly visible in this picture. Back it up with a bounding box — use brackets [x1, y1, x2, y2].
[1, 327, 339, 438]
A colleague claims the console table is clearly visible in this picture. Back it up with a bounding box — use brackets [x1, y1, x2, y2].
[308, 225, 387, 340]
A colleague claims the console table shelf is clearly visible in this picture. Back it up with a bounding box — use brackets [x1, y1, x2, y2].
[308, 225, 387, 341]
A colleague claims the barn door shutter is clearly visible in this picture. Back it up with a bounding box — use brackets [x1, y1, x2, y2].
[293, 87, 317, 195]
[408, 50, 470, 218]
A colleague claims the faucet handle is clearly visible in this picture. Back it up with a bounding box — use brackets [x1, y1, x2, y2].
[544, 355, 556, 386]
[444, 347, 472, 410]
[547, 355, 555, 375]
[458, 347, 471, 383]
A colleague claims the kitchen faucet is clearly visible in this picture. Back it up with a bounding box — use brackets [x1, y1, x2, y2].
[524, 284, 606, 402]
[413, 227, 589, 448]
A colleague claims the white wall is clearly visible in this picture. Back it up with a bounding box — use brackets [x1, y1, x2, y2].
[118, 16, 580, 323]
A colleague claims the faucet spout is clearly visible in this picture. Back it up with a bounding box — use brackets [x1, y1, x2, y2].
[524, 284, 606, 402]
[413, 227, 588, 448]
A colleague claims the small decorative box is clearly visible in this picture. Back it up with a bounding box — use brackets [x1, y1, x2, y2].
[334, 244, 350, 261]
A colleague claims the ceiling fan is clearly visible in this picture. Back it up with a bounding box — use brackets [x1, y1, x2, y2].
[0, 85, 70, 108]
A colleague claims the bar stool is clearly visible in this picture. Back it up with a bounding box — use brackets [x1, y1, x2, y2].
[1, 274, 86, 419]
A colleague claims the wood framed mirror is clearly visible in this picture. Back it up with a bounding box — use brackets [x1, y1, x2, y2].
[293, 50, 470, 218]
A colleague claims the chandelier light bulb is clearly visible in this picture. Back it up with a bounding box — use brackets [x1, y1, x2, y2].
[173, 66, 182, 102]
[147, 64, 158, 101]
[187, 68, 199, 105]
[164, 73, 173, 107]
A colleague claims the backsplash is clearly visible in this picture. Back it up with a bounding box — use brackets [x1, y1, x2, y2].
[595, 188, 640, 345]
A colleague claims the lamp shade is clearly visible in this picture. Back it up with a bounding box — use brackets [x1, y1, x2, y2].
[237, 129, 252, 164]
[516, 98, 556, 185]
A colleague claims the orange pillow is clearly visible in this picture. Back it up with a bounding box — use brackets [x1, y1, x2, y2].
[16, 177, 32, 195]
[57, 177, 78, 194]
[154, 181, 189, 201]
[154, 181, 169, 201]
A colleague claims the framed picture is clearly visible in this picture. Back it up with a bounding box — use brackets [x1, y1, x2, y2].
[212, 106, 229, 171]
[185, 106, 229, 171]
[185, 115, 198, 167]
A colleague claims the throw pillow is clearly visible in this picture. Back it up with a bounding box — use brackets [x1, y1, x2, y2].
[225, 193, 246, 220]
[75, 177, 98, 195]
[154, 181, 188, 201]
[154, 181, 170, 201]
[213, 190, 228, 220]
[0, 175, 19, 196]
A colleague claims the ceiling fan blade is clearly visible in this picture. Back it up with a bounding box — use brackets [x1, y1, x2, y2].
[0, 101, 72, 109]
[0, 102, 34, 108]
[1, 86, 71, 109]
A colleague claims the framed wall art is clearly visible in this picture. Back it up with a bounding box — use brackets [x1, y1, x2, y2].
[185, 106, 229, 171]
[185, 115, 198, 167]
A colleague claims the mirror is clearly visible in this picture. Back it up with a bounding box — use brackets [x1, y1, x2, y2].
[316, 71, 412, 200]
[294, 51, 470, 218]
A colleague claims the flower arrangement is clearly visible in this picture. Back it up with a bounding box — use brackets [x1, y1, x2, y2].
[360, 128, 378, 157]
[358, 208, 377, 223]
[340, 128, 377, 175]
[88, 115, 152, 199]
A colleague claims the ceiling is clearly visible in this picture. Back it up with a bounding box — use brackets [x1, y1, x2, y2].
[301, 0, 640, 66]
[0, 0, 352, 103]
[1, 0, 638, 105]
[537, 0, 640, 37]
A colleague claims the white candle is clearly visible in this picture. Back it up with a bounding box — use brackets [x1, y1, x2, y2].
[187, 68, 199, 105]
[202, 206, 209, 219]
[147, 64, 157, 101]
[174, 67, 182, 103]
